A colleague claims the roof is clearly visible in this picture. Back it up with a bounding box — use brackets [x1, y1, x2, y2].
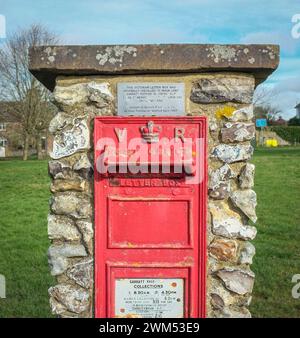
[29, 44, 280, 91]
[273, 117, 287, 125]
[295, 103, 300, 109]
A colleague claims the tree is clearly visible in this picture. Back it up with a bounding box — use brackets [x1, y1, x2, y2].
[0, 24, 58, 160]
[253, 85, 278, 107]
[288, 116, 300, 126]
[253, 84, 284, 125]
[254, 104, 282, 123]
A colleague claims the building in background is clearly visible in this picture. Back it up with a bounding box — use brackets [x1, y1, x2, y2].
[0, 103, 23, 157]
[0, 102, 51, 158]
[270, 116, 287, 126]
[295, 103, 300, 119]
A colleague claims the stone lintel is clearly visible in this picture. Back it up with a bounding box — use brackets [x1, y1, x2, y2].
[29, 44, 279, 91]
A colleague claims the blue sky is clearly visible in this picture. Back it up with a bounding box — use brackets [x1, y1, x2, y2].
[1, 0, 300, 118]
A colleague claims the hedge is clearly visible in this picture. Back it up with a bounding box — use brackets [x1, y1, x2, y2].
[270, 126, 300, 144]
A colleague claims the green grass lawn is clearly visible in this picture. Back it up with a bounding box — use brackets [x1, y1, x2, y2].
[0, 147, 299, 317]
[0, 159, 54, 317]
[250, 147, 300, 317]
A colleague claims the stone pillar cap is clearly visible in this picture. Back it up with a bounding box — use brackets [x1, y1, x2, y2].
[29, 44, 279, 91]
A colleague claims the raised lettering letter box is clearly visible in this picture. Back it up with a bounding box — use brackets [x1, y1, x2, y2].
[94, 117, 207, 318]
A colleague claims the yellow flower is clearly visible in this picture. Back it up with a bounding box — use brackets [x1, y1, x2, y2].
[215, 106, 236, 119]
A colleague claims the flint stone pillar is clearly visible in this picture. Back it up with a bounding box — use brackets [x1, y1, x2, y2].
[29, 44, 279, 318]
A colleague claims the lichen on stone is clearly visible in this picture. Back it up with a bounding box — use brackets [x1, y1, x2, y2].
[207, 45, 239, 63]
[95, 45, 137, 66]
[43, 46, 57, 64]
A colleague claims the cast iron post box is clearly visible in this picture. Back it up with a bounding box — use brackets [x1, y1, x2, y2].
[94, 116, 207, 318]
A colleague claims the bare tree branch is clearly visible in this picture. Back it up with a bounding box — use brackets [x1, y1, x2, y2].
[0, 24, 59, 160]
[253, 84, 284, 123]
[253, 84, 279, 107]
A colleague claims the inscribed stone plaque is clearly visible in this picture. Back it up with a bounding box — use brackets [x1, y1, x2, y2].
[117, 83, 185, 116]
[115, 278, 184, 318]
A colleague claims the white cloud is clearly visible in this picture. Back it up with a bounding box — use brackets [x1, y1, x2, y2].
[271, 76, 300, 119]
[256, 53, 300, 119]
[256, 80, 300, 119]
[275, 77, 300, 93]
[273, 91, 300, 119]
[240, 31, 299, 55]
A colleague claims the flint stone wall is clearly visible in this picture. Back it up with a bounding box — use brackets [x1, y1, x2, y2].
[44, 72, 257, 318]
[27, 43, 278, 318]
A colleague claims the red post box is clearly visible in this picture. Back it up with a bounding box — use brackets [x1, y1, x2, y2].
[94, 117, 207, 318]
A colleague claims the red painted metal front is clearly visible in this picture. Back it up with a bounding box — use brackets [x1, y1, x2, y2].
[94, 117, 207, 318]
